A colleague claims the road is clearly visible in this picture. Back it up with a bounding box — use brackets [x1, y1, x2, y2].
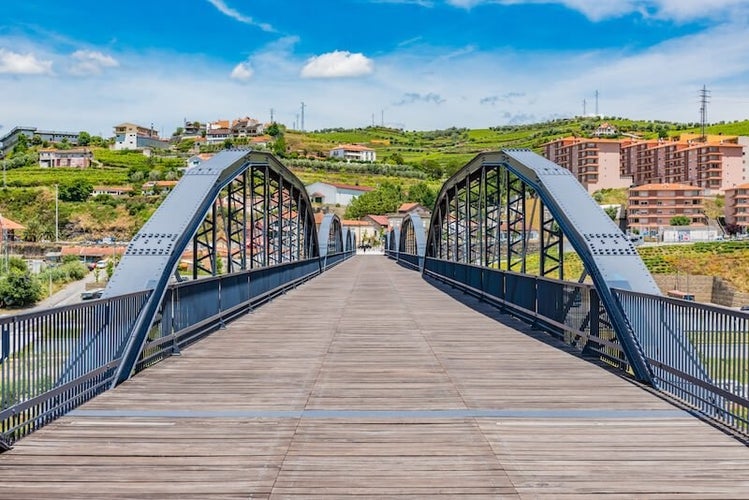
[30, 270, 101, 311]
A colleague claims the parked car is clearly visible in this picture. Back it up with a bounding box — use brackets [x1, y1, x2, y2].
[740, 305, 749, 312]
[80, 288, 104, 300]
[95, 259, 109, 269]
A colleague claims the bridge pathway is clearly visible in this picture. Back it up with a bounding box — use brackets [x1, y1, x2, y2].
[1, 256, 748, 498]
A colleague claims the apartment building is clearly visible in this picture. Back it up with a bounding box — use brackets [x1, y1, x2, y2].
[542, 137, 633, 192]
[546, 135, 748, 195]
[724, 182, 749, 233]
[0, 126, 79, 157]
[627, 183, 707, 235]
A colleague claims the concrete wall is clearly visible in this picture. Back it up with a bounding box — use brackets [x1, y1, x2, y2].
[653, 274, 749, 308]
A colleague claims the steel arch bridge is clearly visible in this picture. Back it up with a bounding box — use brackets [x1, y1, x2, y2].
[387, 149, 742, 426]
[2, 148, 748, 449]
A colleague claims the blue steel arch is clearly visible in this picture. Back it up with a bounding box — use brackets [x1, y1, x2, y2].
[425, 150, 671, 383]
[108, 150, 320, 385]
[398, 213, 427, 271]
[385, 226, 400, 258]
[318, 213, 344, 257]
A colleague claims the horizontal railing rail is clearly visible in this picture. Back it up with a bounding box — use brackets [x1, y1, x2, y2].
[421, 256, 749, 439]
[1, 251, 356, 448]
[615, 289, 749, 436]
[1, 291, 150, 443]
[136, 258, 322, 372]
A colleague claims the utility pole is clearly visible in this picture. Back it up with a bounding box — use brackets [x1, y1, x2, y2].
[270, 108, 274, 123]
[595, 90, 599, 116]
[699, 85, 710, 142]
[300, 102, 306, 132]
[55, 184, 59, 243]
[371, 113, 375, 127]
[381, 109, 384, 127]
[583, 99, 587, 116]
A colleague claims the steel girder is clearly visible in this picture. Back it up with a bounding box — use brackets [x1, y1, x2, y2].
[105, 150, 320, 386]
[399, 214, 426, 256]
[318, 213, 344, 257]
[425, 150, 667, 383]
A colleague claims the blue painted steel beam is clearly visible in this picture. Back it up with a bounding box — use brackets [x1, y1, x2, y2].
[432, 150, 658, 383]
[107, 150, 319, 387]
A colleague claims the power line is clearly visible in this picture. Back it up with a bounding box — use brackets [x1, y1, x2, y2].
[699, 85, 711, 142]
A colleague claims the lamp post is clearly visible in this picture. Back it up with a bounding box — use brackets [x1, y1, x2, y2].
[55, 184, 59, 243]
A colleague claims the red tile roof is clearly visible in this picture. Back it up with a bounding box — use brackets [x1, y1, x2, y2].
[398, 202, 420, 212]
[333, 144, 374, 152]
[366, 215, 390, 226]
[0, 216, 25, 230]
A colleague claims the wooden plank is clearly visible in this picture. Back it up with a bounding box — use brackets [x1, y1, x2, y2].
[1, 256, 748, 498]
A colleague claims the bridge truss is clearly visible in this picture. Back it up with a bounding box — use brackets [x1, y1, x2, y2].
[390, 151, 727, 416]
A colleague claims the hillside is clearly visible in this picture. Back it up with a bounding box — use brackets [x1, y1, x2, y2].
[0, 116, 747, 280]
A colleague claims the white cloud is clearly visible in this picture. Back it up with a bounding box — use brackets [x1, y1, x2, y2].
[301, 51, 375, 78]
[230, 62, 254, 81]
[205, 0, 274, 31]
[444, 0, 748, 22]
[2, 19, 749, 136]
[69, 50, 119, 76]
[0, 48, 53, 75]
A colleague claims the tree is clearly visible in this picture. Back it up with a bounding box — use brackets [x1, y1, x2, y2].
[0, 270, 42, 308]
[266, 123, 281, 137]
[389, 152, 404, 165]
[419, 159, 443, 180]
[223, 138, 234, 149]
[670, 215, 691, 226]
[13, 134, 28, 154]
[604, 206, 618, 221]
[272, 135, 287, 157]
[407, 182, 436, 208]
[345, 182, 404, 219]
[59, 179, 93, 202]
[31, 134, 42, 146]
[78, 131, 91, 146]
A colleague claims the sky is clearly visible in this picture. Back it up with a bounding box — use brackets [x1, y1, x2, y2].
[1, 0, 749, 136]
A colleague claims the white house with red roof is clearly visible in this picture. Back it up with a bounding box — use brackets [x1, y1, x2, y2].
[329, 144, 376, 163]
[306, 181, 373, 206]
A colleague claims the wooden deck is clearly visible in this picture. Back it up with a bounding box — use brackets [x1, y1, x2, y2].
[1, 256, 749, 498]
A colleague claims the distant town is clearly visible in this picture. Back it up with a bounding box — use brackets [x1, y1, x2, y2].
[0, 116, 748, 251]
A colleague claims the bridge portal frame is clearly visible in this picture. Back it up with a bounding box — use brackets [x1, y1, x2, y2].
[425, 150, 663, 383]
[106, 150, 322, 387]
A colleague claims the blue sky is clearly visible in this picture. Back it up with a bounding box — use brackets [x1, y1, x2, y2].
[2, 0, 749, 135]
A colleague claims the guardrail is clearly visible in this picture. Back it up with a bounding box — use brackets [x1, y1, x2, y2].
[421, 257, 749, 439]
[136, 258, 321, 372]
[1, 291, 149, 445]
[616, 289, 749, 436]
[1, 252, 355, 447]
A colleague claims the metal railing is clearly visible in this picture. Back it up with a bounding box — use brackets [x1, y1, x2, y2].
[616, 290, 749, 435]
[422, 257, 749, 439]
[136, 258, 322, 372]
[1, 291, 149, 443]
[1, 251, 356, 447]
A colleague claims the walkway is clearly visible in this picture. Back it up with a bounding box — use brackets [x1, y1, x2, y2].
[1, 256, 748, 498]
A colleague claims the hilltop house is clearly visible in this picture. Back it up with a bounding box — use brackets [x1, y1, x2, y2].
[39, 148, 93, 168]
[306, 182, 373, 206]
[329, 144, 376, 163]
[113, 123, 170, 150]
